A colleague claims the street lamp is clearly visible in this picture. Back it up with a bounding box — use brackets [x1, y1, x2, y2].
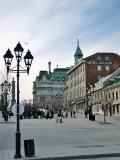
[3, 42, 33, 158]
[0, 80, 11, 122]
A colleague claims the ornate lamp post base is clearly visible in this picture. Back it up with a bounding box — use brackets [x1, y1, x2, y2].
[14, 154, 21, 159]
[14, 131, 22, 158]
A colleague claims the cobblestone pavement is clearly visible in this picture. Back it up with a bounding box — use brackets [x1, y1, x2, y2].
[0, 113, 120, 160]
[75, 158, 120, 160]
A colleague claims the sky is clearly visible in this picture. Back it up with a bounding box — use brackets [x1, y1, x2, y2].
[0, 0, 120, 101]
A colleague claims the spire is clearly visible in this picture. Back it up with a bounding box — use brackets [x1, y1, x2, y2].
[77, 38, 79, 47]
[74, 39, 83, 65]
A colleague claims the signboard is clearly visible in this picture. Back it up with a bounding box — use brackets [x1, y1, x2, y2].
[86, 61, 112, 65]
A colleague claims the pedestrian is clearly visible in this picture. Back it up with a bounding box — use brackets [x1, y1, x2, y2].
[70, 111, 73, 118]
[46, 110, 49, 119]
[4, 111, 8, 122]
[50, 109, 54, 119]
[84, 109, 88, 118]
[65, 111, 68, 118]
[56, 110, 63, 123]
[73, 110, 76, 118]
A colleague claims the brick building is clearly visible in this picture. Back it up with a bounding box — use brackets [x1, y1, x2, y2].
[64, 40, 120, 112]
[85, 52, 120, 85]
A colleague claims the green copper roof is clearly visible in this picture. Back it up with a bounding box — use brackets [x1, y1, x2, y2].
[51, 68, 70, 82]
[74, 39, 83, 58]
[35, 67, 70, 83]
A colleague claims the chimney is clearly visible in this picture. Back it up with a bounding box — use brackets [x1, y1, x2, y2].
[48, 61, 51, 74]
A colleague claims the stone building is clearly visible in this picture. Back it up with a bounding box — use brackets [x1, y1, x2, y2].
[33, 62, 70, 111]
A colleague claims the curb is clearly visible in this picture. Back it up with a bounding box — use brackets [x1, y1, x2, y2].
[23, 152, 120, 160]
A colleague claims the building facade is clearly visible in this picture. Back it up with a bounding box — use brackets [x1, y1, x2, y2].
[33, 63, 70, 111]
[64, 40, 120, 112]
[91, 68, 120, 116]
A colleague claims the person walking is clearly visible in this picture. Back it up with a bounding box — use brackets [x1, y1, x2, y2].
[70, 111, 73, 118]
[73, 110, 76, 118]
[84, 109, 88, 118]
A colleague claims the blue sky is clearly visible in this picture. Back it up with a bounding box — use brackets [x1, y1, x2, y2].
[0, 0, 120, 100]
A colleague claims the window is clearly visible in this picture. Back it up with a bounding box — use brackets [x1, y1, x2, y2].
[80, 88, 81, 96]
[74, 70, 76, 77]
[100, 92, 102, 99]
[109, 93, 111, 99]
[79, 77, 82, 83]
[105, 56, 109, 60]
[98, 75, 102, 80]
[112, 92, 114, 100]
[42, 75, 46, 81]
[98, 65, 102, 71]
[74, 80, 76, 86]
[70, 74, 73, 80]
[106, 65, 110, 71]
[77, 78, 79, 85]
[74, 90, 76, 97]
[116, 91, 118, 99]
[83, 75, 84, 82]
[117, 105, 119, 113]
[113, 106, 115, 114]
[98, 93, 100, 99]
[77, 89, 79, 97]
[97, 56, 101, 60]
[82, 66, 84, 72]
[57, 77, 60, 81]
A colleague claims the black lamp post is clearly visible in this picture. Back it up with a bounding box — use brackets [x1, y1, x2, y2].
[0, 80, 11, 121]
[3, 42, 33, 158]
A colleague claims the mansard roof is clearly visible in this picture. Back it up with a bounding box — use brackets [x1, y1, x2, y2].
[51, 67, 70, 82]
[36, 71, 50, 81]
[35, 67, 70, 82]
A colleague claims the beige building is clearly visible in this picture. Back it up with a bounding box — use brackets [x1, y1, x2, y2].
[91, 68, 120, 116]
[65, 61, 86, 112]
[63, 40, 86, 112]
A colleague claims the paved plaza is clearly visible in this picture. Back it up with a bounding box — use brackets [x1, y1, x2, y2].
[0, 113, 120, 160]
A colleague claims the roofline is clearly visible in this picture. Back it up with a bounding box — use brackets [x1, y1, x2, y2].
[67, 59, 85, 75]
[84, 52, 119, 60]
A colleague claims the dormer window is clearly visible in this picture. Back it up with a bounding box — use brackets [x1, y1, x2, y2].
[105, 56, 109, 60]
[42, 75, 46, 81]
[97, 56, 101, 60]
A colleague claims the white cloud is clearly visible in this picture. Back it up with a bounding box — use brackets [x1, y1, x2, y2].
[0, 0, 120, 100]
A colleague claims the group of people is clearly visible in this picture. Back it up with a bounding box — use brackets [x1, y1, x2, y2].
[55, 109, 77, 123]
[21, 108, 55, 119]
[70, 110, 76, 118]
[13, 106, 78, 124]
